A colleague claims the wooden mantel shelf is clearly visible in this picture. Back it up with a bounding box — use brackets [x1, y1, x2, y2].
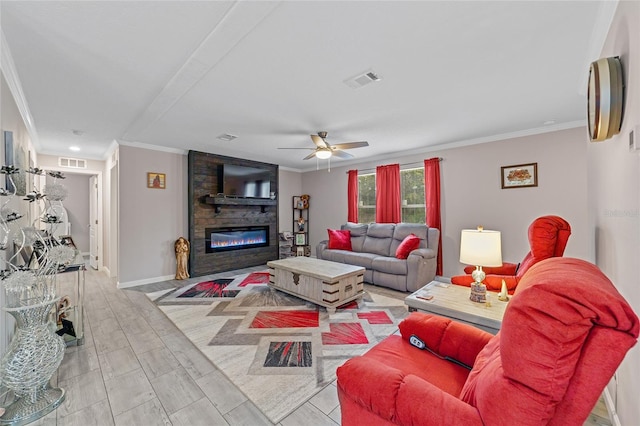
[204, 195, 277, 213]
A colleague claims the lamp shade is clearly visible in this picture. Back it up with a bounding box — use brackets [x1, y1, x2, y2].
[459, 229, 502, 267]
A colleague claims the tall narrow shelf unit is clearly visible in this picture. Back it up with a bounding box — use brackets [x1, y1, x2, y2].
[292, 195, 310, 257]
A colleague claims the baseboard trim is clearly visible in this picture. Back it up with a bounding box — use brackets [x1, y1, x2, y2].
[117, 274, 174, 289]
[603, 387, 621, 426]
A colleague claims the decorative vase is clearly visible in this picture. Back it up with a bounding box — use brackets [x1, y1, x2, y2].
[0, 165, 74, 425]
[0, 298, 66, 425]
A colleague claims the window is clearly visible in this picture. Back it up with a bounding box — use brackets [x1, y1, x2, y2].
[357, 173, 376, 223]
[401, 167, 425, 223]
[357, 167, 425, 224]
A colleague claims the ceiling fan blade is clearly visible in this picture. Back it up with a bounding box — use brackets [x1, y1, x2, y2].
[310, 134, 328, 148]
[330, 141, 369, 150]
[303, 152, 318, 160]
[332, 149, 354, 159]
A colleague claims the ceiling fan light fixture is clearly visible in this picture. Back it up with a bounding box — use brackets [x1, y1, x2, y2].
[315, 149, 332, 159]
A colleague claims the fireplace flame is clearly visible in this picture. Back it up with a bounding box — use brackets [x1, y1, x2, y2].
[211, 236, 266, 248]
[206, 227, 269, 253]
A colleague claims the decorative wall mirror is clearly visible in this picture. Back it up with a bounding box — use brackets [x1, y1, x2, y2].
[587, 56, 624, 142]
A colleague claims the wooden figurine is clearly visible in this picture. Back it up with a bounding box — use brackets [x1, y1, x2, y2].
[175, 237, 190, 280]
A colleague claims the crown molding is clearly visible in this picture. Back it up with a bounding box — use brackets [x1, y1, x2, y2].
[118, 139, 305, 173]
[278, 165, 300, 173]
[117, 139, 188, 155]
[299, 120, 586, 173]
[420, 120, 586, 153]
[0, 30, 40, 149]
[104, 139, 119, 163]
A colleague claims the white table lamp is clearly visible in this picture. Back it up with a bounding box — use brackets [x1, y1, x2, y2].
[460, 227, 502, 303]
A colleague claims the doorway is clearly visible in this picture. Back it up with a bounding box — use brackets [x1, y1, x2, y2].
[38, 169, 103, 271]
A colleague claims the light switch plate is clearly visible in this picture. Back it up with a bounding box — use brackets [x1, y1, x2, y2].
[630, 126, 640, 152]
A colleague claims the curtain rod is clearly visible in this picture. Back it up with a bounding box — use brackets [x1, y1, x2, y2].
[346, 157, 443, 174]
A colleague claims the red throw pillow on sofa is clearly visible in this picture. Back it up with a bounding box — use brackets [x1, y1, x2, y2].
[396, 234, 420, 259]
[328, 229, 352, 250]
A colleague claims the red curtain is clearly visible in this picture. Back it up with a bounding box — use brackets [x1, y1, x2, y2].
[375, 164, 401, 223]
[424, 157, 442, 275]
[347, 170, 358, 223]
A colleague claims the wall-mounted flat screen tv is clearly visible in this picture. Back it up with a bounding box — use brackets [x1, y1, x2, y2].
[218, 164, 271, 198]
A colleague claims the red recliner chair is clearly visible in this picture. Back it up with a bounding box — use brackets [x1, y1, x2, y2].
[451, 215, 571, 292]
[336, 258, 639, 426]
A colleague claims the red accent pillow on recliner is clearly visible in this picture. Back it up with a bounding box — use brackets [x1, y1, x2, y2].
[396, 234, 420, 259]
[328, 229, 352, 250]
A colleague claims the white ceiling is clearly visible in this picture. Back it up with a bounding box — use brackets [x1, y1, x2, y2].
[1, 1, 613, 171]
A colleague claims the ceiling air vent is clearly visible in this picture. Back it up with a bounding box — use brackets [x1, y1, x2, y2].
[344, 69, 382, 89]
[58, 157, 87, 169]
[217, 133, 238, 141]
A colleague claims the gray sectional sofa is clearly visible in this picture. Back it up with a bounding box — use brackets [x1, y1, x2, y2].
[316, 222, 439, 293]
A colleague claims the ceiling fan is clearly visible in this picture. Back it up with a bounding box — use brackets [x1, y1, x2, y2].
[278, 131, 369, 160]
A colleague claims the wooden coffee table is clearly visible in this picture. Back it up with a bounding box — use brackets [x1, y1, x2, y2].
[267, 257, 365, 313]
[404, 280, 509, 334]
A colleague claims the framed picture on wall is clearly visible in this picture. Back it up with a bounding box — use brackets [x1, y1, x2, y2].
[147, 172, 166, 189]
[501, 163, 538, 189]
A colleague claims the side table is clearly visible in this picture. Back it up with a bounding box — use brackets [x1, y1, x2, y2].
[404, 280, 508, 334]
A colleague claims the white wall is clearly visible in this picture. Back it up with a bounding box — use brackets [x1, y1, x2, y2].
[588, 2, 640, 424]
[118, 145, 188, 286]
[105, 147, 118, 278]
[304, 126, 590, 278]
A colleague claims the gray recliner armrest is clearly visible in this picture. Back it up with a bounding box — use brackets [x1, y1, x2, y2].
[408, 248, 436, 260]
[406, 248, 438, 292]
[316, 240, 329, 259]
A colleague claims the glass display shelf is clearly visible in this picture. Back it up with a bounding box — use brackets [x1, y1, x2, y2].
[55, 263, 86, 346]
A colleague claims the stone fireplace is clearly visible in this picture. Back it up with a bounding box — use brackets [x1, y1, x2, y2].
[188, 150, 278, 277]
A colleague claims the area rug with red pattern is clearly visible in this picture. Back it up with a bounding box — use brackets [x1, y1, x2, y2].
[154, 271, 271, 304]
[146, 270, 408, 423]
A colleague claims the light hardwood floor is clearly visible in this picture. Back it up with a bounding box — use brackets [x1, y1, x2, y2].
[2, 265, 611, 425]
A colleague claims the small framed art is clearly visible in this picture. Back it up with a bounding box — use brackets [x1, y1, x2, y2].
[501, 163, 537, 189]
[147, 172, 166, 189]
[295, 233, 306, 246]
